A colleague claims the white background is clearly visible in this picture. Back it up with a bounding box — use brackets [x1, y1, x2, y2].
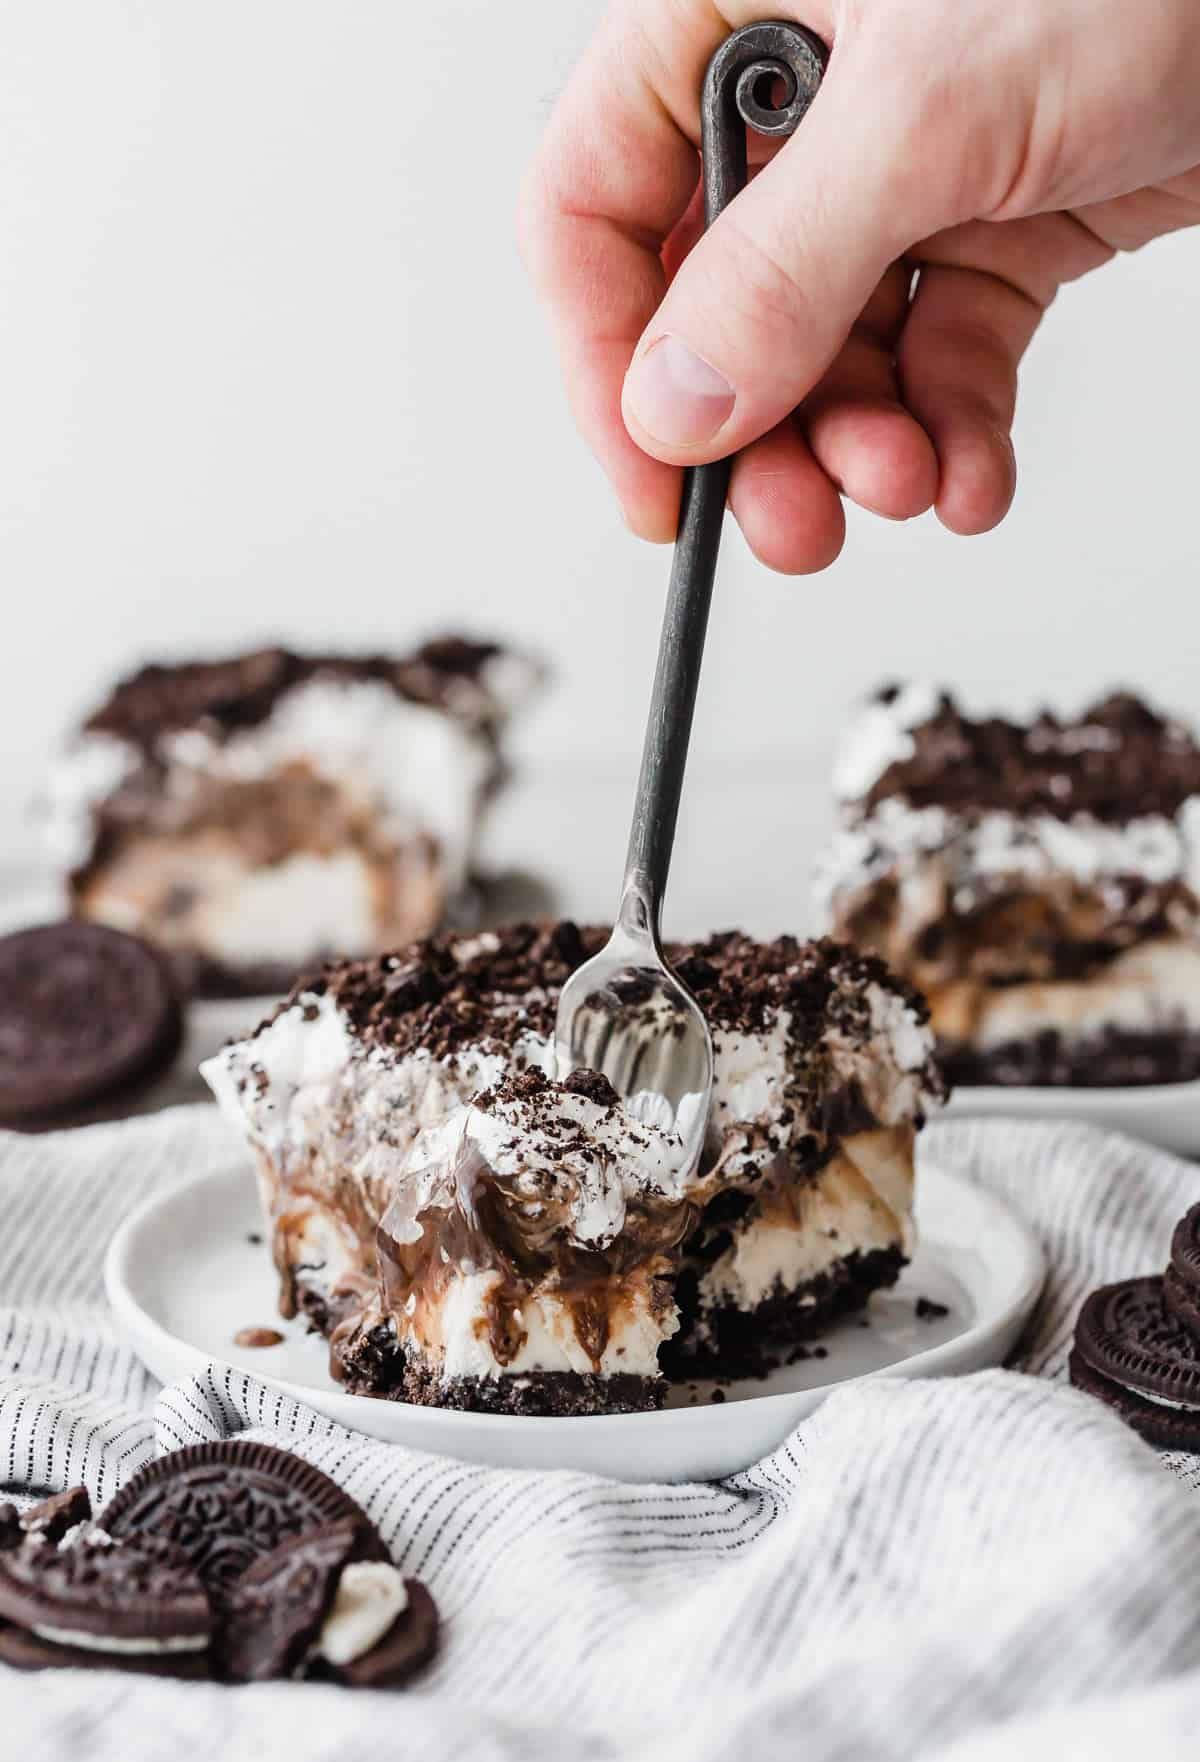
[1, 2, 1197, 931]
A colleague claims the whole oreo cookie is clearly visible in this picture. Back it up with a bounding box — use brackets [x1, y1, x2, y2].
[0, 922, 182, 1127]
[1171, 1204, 1200, 1277]
[1073, 1276, 1200, 1403]
[98, 1442, 387, 1603]
[1164, 1264, 1200, 1344]
[1070, 1275, 1200, 1449]
[1068, 1347, 1200, 1450]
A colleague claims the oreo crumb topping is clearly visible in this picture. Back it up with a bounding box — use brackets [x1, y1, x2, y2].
[288, 922, 599, 1060]
[673, 930, 931, 1043]
[84, 637, 508, 752]
[559, 1068, 622, 1110]
[858, 687, 1200, 822]
[277, 923, 931, 1066]
[468, 1065, 670, 1171]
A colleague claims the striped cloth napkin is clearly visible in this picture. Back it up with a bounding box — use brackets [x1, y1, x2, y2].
[2, 1103, 1200, 1762]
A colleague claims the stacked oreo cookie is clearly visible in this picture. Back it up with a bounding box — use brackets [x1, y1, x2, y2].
[0, 1442, 438, 1686]
[1070, 1203, 1200, 1448]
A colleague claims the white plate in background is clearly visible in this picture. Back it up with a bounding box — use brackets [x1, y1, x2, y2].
[106, 1157, 1044, 1484]
[946, 1080, 1200, 1159]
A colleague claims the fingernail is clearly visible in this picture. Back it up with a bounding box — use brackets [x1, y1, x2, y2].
[625, 336, 735, 448]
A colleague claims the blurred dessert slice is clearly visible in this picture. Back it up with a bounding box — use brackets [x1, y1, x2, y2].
[46, 639, 540, 995]
[816, 685, 1200, 1086]
[202, 923, 942, 1415]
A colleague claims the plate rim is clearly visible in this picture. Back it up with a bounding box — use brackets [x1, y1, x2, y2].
[104, 1155, 1046, 1438]
[947, 1077, 1200, 1111]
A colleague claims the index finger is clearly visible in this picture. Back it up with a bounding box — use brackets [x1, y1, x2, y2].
[517, 3, 725, 538]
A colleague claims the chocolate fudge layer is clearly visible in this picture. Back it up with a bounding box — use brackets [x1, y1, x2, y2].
[816, 687, 1200, 1087]
[46, 640, 540, 995]
[203, 924, 943, 1415]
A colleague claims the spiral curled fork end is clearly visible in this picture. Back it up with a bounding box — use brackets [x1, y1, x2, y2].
[701, 22, 829, 221]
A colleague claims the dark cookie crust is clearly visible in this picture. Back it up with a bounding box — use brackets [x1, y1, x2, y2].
[664, 1246, 906, 1381]
[940, 1027, 1200, 1090]
[1072, 1276, 1200, 1405]
[1069, 1347, 1200, 1451]
[856, 687, 1200, 822]
[0, 922, 182, 1127]
[306, 1283, 670, 1415]
[98, 1442, 386, 1603]
[340, 1351, 666, 1417]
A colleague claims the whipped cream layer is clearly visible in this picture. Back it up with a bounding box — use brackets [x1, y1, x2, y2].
[204, 925, 940, 1396]
[817, 796, 1200, 926]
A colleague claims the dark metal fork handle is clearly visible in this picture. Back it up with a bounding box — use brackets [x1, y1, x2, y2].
[621, 21, 828, 938]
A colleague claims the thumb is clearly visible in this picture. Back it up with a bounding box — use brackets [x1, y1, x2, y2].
[620, 48, 946, 464]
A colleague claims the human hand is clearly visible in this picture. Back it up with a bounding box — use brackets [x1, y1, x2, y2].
[519, 1, 1200, 572]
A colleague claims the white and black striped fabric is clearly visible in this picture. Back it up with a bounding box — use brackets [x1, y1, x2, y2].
[3, 1105, 1200, 1761]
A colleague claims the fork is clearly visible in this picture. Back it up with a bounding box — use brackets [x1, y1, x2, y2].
[554, 21, 829, 1172]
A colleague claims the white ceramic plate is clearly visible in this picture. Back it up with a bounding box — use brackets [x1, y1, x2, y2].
[946, 1080, 1200, 1159]
[105, 1157, 1044, 1483]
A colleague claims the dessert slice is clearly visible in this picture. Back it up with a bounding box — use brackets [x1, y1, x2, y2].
[46, 639, 539, 995]
[816, 686, 1200, 1085]
[203, 923, 942, 1415]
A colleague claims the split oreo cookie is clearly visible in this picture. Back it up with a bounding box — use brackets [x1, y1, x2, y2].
[0, 1623, 210, 1679]
[1165, 1205, 1200, 1342]
[221, 1521, 437, 1687]
[97, 1441, 387, 1604]
[315, 1578, 440, 1690]
[220, 1521, 361, 1682]
[0, 1531, 210, 1663]
[16, 1486, 92, 1547]
[1070, 1275, 1200, 1449]
[3, 1444, 439, 1687]
[0, 1486, 92, 1552]
[0, 922, 182, 1129]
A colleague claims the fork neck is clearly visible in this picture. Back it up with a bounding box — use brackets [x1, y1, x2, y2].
[615, 867, 660, 950]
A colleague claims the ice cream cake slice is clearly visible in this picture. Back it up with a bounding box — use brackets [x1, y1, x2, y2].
[46, 639, 539, 995]
[203, 924, 942, 1415]
[817, 686, 1200, 1086]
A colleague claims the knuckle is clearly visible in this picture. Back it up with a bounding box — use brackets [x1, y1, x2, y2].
[705, 211, 822, 344]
